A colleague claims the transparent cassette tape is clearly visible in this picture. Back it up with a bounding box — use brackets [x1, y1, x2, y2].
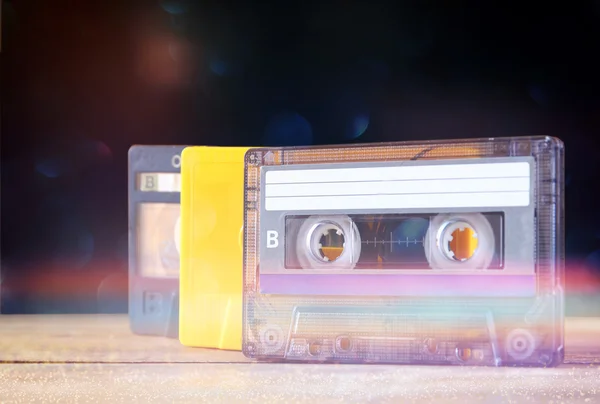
[242, 136, 565, 366]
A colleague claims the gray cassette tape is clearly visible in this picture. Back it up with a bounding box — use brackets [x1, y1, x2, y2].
[128, 145, 186, 338]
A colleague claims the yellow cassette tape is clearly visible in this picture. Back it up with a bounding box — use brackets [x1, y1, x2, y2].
[179, 146, 250, 350]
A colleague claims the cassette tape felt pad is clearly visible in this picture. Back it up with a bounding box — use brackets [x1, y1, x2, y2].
[179, 146, 250, 350]
[128, 145, 185, 338]
[242, 136, 565, 366]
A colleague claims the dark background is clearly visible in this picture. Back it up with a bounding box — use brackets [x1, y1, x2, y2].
[2, 1, 599, 315]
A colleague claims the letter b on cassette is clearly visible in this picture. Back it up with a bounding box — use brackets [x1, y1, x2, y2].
[266, 230, 279, 248]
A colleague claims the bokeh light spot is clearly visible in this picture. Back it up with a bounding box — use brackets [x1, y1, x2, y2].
[78, 139, 113, 163]
[387, 217, 430, 262]
[169, 15, 188, 34]
[263, 112, 313, 146]
[393, 218, 429, 240]
[78, 232, 95, 256]
[36, 159, 65, 178]
[528, 85, 547, 107]
[585, 250, 600, 271]
[351, 114, 370, 139]
[168, 42, 183, 62]
[210, 59, 228, 76]
[94, 140, 112, 159]
[160, 0, 188, 15]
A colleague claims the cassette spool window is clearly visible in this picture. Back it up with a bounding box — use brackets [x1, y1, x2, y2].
[284, 213, 504, 270]
[136, 203, 180, 278]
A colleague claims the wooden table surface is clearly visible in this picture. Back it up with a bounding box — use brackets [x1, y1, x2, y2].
[0, 315, 599, 403]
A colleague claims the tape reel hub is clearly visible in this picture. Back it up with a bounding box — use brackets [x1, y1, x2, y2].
[440, 220, 479, 262]
[426, 213, 495, 270]
[296, 215, 361, 270]
[310, 222, 345, 262]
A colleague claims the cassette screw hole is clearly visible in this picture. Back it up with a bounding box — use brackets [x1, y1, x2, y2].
[539, 353, 552, 366]
[455, 345, 472, 362]
[447, 223, 479, 262]
[336, 336, 352, 352]
[472, 349, 484, 361]
[317, 226, 345, 262]
[308, 342, 322, 356]
[424, 338, 438, 355]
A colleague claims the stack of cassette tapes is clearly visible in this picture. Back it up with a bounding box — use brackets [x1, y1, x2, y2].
[128, 145, 250, 347]
[128, 136, 564, 367]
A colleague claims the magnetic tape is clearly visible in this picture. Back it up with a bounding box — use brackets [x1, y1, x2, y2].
[242, 136, 565, 366]
[128, 145, 185, 338]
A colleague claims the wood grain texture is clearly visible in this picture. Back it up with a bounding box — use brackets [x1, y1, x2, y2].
[0, 315, 598, 403]
[0, 314, 246, 363]
[1, 362, 600, 403]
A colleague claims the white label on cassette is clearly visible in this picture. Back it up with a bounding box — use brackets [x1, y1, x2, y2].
[264, 161, 530, 211]
[138, 173, 181, 192]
